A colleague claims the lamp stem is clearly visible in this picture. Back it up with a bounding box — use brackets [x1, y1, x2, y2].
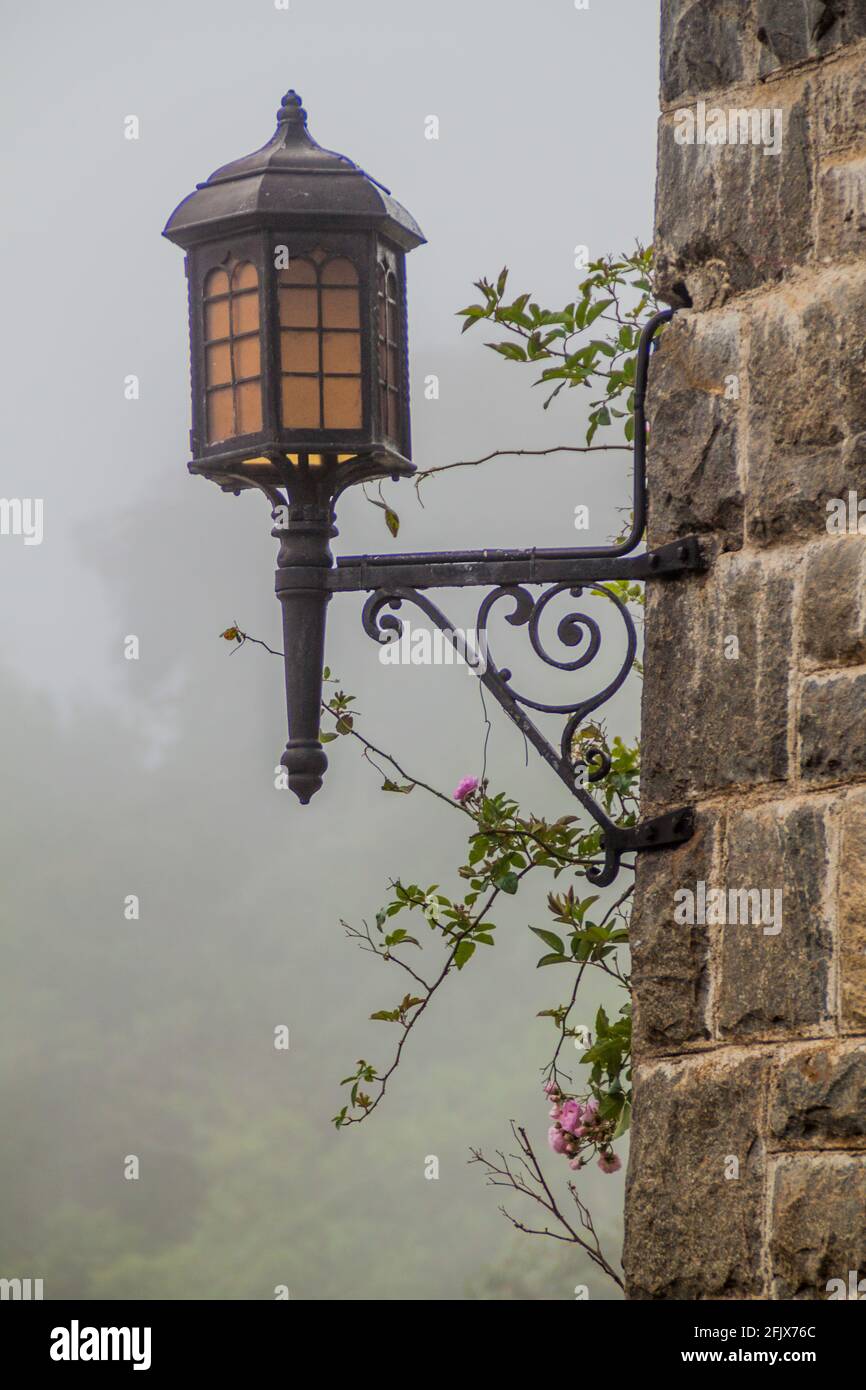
[274, 500, 336, 803]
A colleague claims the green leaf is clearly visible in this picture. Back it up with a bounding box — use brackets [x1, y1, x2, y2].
[536, 952, 571, 967]
[494, 870, 520, 895]
[585, 297, 614, 326]
[614, 1100, 633, 1134]
[454, 940, 476, 971]
[530, 926, 566, 955]
[487, 341, 528, 362]
[385, 507, 400, 538]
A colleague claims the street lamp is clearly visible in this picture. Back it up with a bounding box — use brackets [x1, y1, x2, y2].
[165, 86, 703, 886]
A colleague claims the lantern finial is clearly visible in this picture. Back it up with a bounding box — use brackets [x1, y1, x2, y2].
[277, 90, 308, 129]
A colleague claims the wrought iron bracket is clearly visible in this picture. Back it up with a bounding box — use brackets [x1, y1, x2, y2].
[269, 308, 706, 886]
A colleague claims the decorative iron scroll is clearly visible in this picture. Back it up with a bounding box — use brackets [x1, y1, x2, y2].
[361, 581, 682, 888]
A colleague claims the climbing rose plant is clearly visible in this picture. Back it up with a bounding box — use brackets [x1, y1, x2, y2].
[226, 247, 658, 1291]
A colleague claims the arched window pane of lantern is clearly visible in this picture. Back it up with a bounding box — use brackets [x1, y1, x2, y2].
[204, 260, 263, 443]
[278, 253, 362, 430]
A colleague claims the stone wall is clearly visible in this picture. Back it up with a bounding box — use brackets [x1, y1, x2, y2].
[624, 0, 866, 1299]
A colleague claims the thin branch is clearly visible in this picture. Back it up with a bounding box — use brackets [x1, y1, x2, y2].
[413, 444, 627, 499]
[469, 1122, 623, 1290]
[227, 627, 466, 814]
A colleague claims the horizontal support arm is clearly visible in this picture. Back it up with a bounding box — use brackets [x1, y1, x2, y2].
[283, 536, 706, 594]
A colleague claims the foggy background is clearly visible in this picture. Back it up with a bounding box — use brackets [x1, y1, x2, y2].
[1, 0, 659, 1299]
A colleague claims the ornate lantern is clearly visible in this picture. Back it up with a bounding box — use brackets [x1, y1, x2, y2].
[164, 88, 425, 802]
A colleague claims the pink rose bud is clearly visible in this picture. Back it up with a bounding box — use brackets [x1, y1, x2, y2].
[548, 1125, 569, 1155]
[452, 776, 479, 802]
[560, 1098, 583, 1134]
[598, 1152, 622, 1174]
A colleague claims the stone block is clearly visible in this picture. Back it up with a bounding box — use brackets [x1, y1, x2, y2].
[800, 670, 866, 783]
[838, 792, 866, 1029]
[631, 812, 718, 1051]
[641, 554, 792, 807]
[647, 312, 743, 551]
[655, 91, 814, 308]
[758, 0, 866, 79]
[801, 537, 866, 668]
[717, 802, 833, 1038]
[625, 1052, 769, 1299]
[660, 1, 754, 104]
[770, 1153, 866, 1298]
[770, 1041, 866, 1147]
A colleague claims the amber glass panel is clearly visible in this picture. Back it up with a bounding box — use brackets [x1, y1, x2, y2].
[232, 262, 258, 291]
[206, 343, 232, 386]
[234, 335, 261, 379]
[321, 257, 358, 285]
[236, 381, 263, 435]
[205, 298, 230, 340]
[279, 288, 318, 329]
[277, 256, 362, 433]
[322, 289, 359, 329]
[232, 293, 258, 335]
[207, 388, 233, 443]
[324, 377, 362, 429]
[204, 268, 229, 297]
[204, 260, 262, 443]
[279, 259, 317, 285]
[281, 376, 321, 429]
[322, 332, 361, 374]
[281, 331, 319, 373]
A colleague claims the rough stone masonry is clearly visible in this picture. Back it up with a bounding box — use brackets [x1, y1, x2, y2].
[624, 0, 866, 1299]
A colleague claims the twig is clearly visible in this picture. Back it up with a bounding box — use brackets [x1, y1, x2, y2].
[469, 1122, 623, 1290]
[413, 444, 626, 499]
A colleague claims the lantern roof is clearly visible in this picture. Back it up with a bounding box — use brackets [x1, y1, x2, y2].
[163, 89, 425, 252]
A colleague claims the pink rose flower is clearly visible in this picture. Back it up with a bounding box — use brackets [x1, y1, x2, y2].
[582, 1097, 599, 1125]
[548, 1125, 570, 1155]
[453, 776, 479, 802]
[549, 1104, 562, 1120]
[598, 1152, 622, 1174]
[560, 1099, 584, 1134]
